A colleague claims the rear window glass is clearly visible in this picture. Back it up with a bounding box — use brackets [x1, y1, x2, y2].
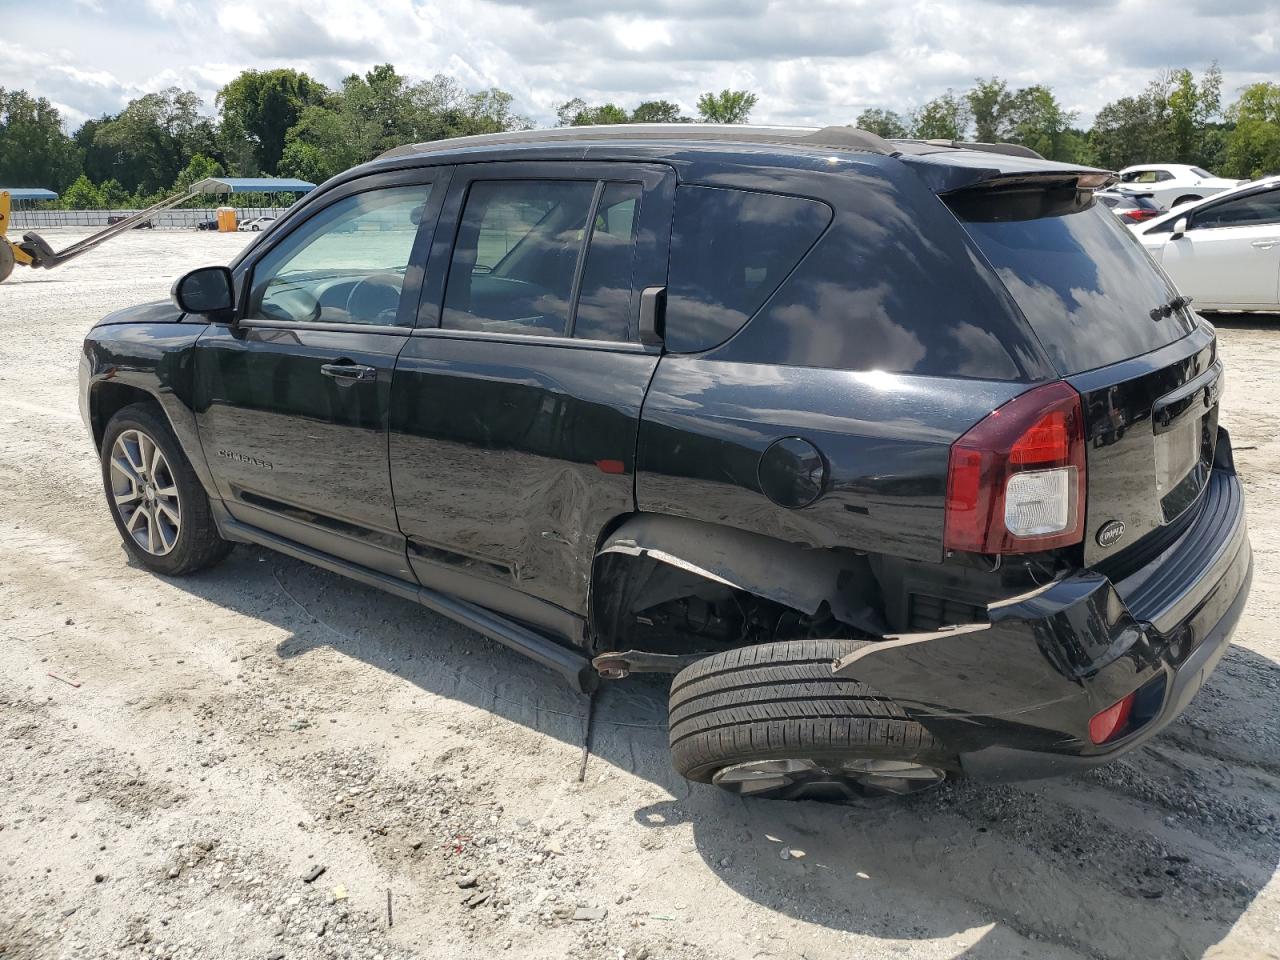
[949, 190, 1195, 374]
[665, 186, 831, 353]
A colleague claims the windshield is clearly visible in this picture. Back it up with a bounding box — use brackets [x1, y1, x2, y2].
[949, 189, 1196, 374]
[1191, 167, 1213, 178]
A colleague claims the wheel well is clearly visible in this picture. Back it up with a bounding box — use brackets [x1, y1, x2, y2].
[1172, 194, 1201, 207]
[586, 514, 886, 655]
[89, 382, 162, 450]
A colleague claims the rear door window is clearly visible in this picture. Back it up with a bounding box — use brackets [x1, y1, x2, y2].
[949, 188, 1195, 374]
[1191, 188, 1280, 229]
[574, 183, 643, 342]
[665, 186, 832, 353]
[443, 179, 596, 337]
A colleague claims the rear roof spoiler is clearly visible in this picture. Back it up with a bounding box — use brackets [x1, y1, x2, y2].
[897, 148, 1116, 196]
[892, 138, 1046, 160]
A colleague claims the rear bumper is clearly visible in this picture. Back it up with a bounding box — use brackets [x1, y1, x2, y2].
[835, 429, 1251, 781]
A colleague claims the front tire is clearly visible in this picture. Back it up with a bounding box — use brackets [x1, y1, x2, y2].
[669, 639, 953, 803]
[101, 403, 232, 576]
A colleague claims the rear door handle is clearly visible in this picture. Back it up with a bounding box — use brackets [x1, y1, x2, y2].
[321, 362, 377, 382]
[1251, 239, 1279, 249]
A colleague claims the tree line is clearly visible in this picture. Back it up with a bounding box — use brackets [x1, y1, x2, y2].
[1, 63, 1277, 211]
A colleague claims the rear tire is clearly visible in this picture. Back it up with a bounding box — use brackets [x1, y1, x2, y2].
[1172, 194, 1201, 207]
[101, 403, 232, 576]
[669, 639, 953, 802]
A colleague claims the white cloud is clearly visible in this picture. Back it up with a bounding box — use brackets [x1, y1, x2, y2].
[2, 0, 1274, 134]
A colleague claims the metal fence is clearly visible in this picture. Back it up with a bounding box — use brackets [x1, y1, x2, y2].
[6, 208, 291, 230]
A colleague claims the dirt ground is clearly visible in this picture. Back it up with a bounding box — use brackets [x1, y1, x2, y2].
[1, 229, 1278, 960]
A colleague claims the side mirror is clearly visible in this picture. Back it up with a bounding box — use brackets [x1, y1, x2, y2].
[172, 266, 235, 319]
[1170, 217, 1189, 240]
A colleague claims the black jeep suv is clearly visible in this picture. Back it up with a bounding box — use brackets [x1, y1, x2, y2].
[79, 125, 1251, 802]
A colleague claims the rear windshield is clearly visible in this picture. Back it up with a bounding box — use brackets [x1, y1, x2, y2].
[949, 188, 1195, 374]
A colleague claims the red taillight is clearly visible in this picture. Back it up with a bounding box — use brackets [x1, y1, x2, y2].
[1120, 209, 1159, 223]
[944, 381, 1087, 555]
[1089, 691, 1136, 744]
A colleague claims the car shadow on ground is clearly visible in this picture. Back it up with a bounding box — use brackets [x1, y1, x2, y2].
[157, 544, 1280, 960]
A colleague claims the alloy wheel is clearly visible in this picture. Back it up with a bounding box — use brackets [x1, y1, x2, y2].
[711, 757, 945, 803]
[109, 429, 182, 556]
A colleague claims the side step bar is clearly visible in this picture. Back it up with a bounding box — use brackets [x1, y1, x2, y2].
[219, 517, 596, 692]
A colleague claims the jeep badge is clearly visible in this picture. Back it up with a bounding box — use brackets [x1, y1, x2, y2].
[1097, 520, 1126, 548]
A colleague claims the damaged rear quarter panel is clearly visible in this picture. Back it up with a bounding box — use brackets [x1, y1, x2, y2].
[636, 360, 1026, 563]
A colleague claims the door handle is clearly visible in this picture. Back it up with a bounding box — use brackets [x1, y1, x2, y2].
[638, 286, 665, 347]
[320, 362, 377, 382]
[1251, 240, 1279, 249]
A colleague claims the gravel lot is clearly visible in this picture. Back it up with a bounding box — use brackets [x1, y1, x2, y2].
[1, 229, 1278, 960]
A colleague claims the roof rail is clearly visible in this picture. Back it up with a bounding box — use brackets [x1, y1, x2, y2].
[378, 124, 898, 161]
[894, 138, 1046, 161]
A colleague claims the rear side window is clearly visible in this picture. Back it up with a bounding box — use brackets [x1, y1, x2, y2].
[950, 189, 1195, 374]
[665, 186, 831, 353]
[1191, 189, 1280, 229]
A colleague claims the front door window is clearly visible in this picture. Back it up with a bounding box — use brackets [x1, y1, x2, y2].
[247, 184, 433, 326]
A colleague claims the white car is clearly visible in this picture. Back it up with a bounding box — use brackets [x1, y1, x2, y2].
[1133, 176, 1280, 312]
[1117, 164, 1243, 211]
[237, 216, 277, 232]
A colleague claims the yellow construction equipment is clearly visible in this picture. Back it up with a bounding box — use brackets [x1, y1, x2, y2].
[0, 191, 35, 282]
[0, 182, 226, 283]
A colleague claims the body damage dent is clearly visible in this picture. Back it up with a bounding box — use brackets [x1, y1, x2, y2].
[833, 573, 1148, 750]
[595, 514, 875, 627]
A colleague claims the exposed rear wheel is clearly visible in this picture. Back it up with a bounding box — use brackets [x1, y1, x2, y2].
[101, 403, 232, 576]
[669, 639, 953, 803]
[1172, 194, 1201, 207]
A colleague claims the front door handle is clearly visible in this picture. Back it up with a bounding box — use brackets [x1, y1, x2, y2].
[1251, 239, 1279, 249]
[321, 362, 377, 382]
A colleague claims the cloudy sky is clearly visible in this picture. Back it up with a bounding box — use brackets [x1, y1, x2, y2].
[1, 0, 1275, 131]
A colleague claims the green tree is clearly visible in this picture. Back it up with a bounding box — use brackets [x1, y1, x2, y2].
[556, 98, 632, 126]
[911, 91, 970, 140]
[60, 174, 105, 209]
[99, 179, 131, 208]
[696, 89, 758, 124]
[91, 88, 214, 194]
[278, 69, 530, 182]
[966, 77, 1012, 143]
[278, 104, 375, 184]
[1090, 65, 1224, 170]
[631, 100, 688, 123]
[1167, 64, 1222, 164]
[463, 87, 529, 134]
[571, 102, 630, 125]
[1006, 85, 1077, 160]
[217, 68, 329, 174]
[556, 98, 588, 126]
[1224, 82, 1280, 179]
[0, 88, 82, 190]
[1090, 92, 1167, 170]
[855, 108, 910, 139]
[173, 153, 225, 193]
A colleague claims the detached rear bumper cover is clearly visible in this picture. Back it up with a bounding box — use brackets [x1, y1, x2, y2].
[835, 429, 1251, 782]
